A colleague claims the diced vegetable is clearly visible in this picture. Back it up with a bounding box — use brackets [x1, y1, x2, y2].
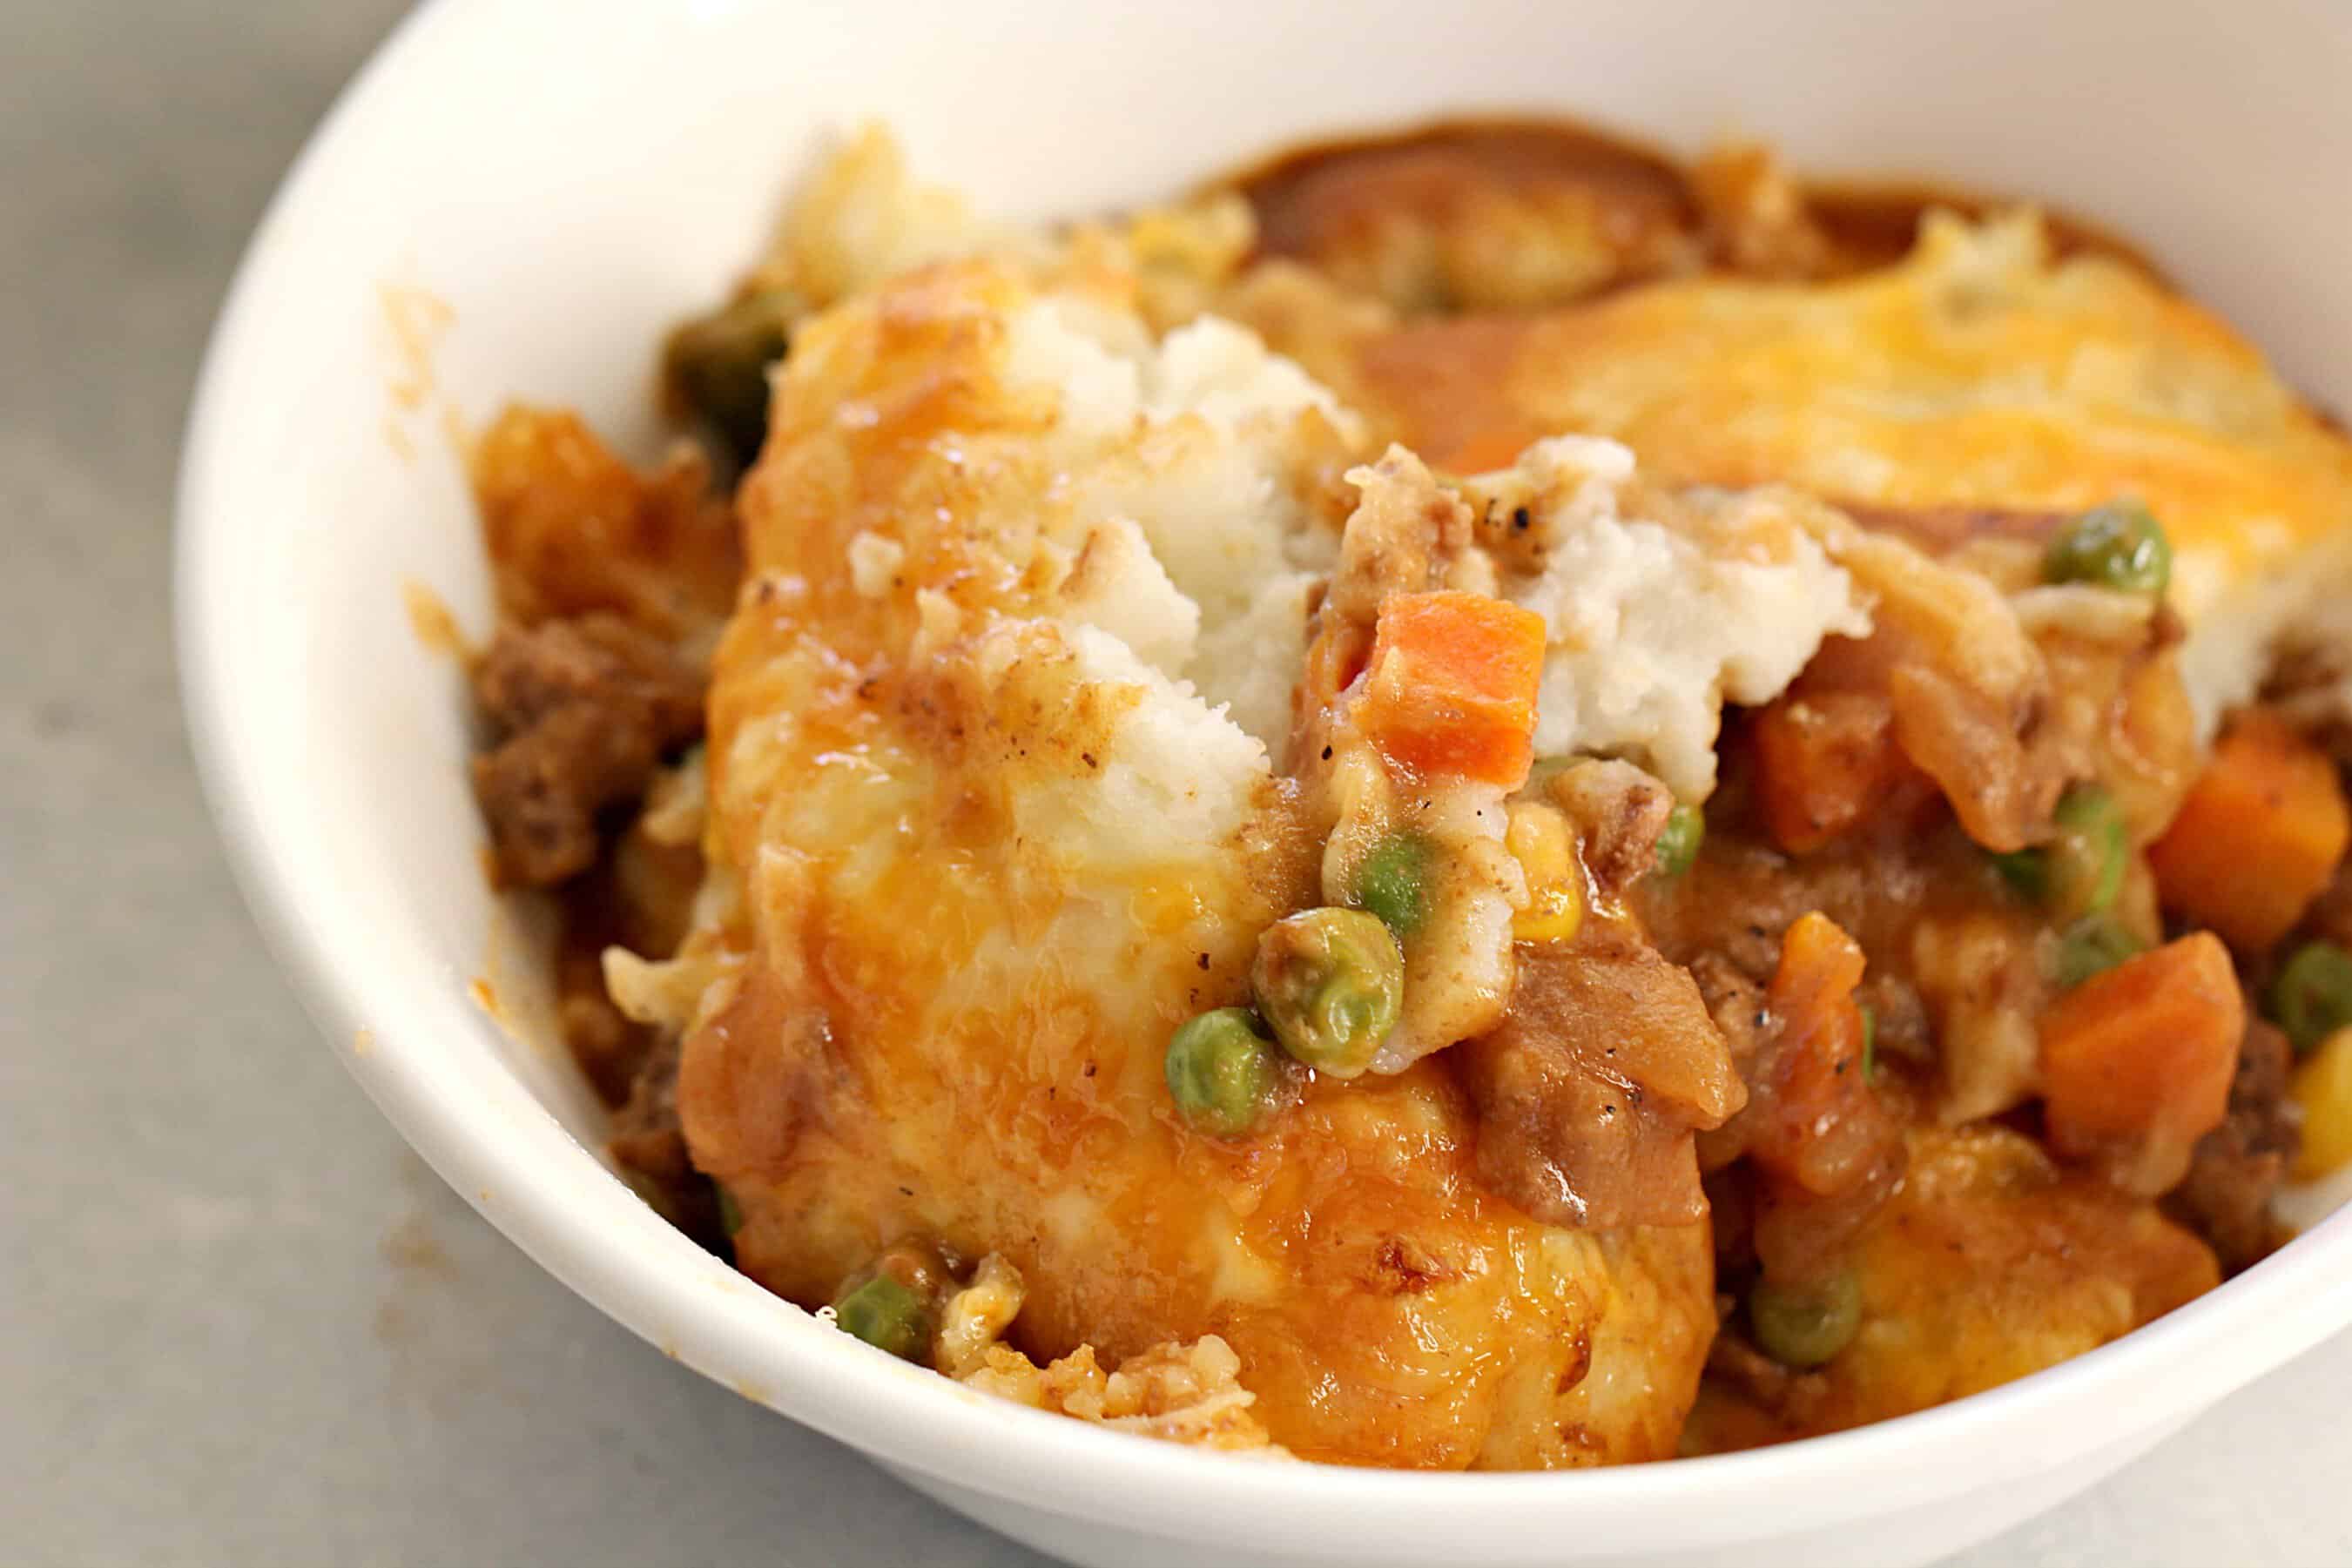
[829, 1242, 951, 1362]
[1653, 802, 1706, 878]
[2148, 714, 2350, 952]
[2266, 941, 2352, 1055]
[2291, 1026, 2352, 1180]
[1749, 913, 1897, 1197]
[2039, 932, 2243, 1166]
[1751, 690, 1909, 855]
[1505, 802, 1584, 943]
[1776, 914, 1869, 1021]
[1858, 1003, 1878, 1082]
[1357, 591, 1547, 789]
[832, 1275, 931, 1361]
[2042, 501, 2172, 596]
[1748, 1269, 1863, 1369]
[1515, 883, 1584, 945]
[1251, 908, 1405, 1078]
[2052, 913, 2145, 989]
[662, 287, 799, 465]
[1164, 1008, 1284, 1137]
[1504, 801, 1572, 881]
[1351, 831, 1432, 937]
[1990, 783, 2126, 920]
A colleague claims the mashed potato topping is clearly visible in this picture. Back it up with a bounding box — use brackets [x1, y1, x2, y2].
[999, 299, 1357, 750]
[663, 231, 1769, 1464]
[1466, 435, 1870, 799]
[1338, 209, 2352, 737]
[938, 1254, 1286, 1455]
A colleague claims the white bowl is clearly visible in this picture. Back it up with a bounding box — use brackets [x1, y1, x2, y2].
[178, 2, 2352, 1564]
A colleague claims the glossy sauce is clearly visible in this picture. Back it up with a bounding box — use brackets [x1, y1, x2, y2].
[1229, 113, 2159, 295]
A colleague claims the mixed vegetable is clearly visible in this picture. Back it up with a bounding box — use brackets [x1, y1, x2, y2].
[662, 288, 799, 468]
[2043, 500, 2173, 596]
[1250, 909, 1406, 1079]
[1746, 1269, 1863, 1369]
[1350, 831, 1432, 936]
[1133, 489, 2352, 1386]
[1653, 803, 1705, 879]
[1354, 589, 1548, 788]
[2151, 715, 2351, 952]
[2268, 941, 2352, 1054]
[1164, 1008, 1287, 1136]
[829, 1241, 953, 1362]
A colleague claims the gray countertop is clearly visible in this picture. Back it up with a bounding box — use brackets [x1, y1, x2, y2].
[6, 3, 2348, 1564]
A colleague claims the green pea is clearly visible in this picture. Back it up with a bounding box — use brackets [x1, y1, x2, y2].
[714, 1182, 745, 1238]
[1351, 831, 1432, 936]
[663, 287, 799, 466]
[1250, 908, 1405, 1078]
[2053, 913, 2146, 988]
[831, 1275, 932, 1362]
[1654, 802, 1705, 878]
[1164, 1008, 1284, 1136]
[2047, 784, 2128, 919]
[1990, 783, 2126, 921]
[1985, 845, 2041, 901]
[1749, 1269, 1863, 1369]
[2266, 941, 2352, 1054]
[2043, 501, 2172, 596]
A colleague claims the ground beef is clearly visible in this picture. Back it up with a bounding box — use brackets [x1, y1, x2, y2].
[609, 1029, 688, 1179]
[468, 613, 704, 886]
[557, 941, 647, 1107]
[1687, 951, 1768, 1075]
[1547, 757, 1673, 898]
[2167, 1020, 2301, 1273]
[1458, 933, 1744, 1228]
[608, 1029, 724, 1249]
[2295, 858, 2352, 953]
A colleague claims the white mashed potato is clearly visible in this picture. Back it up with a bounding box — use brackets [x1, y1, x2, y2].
[1474, 436, 1872, 800]
[998, 298, 1356, 750]
[741, 131, 1867, 807]
[995, 305, 1870, 805]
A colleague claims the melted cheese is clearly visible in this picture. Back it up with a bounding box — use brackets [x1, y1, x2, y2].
[682, 253, 1717, 1467]
[1324, 212, 2352, 728]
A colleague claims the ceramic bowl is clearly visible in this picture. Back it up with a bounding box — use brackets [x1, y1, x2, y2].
[178, 1, 2352, 1563]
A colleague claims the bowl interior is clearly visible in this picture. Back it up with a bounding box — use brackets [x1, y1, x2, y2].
[180, 0, 2352, 1555]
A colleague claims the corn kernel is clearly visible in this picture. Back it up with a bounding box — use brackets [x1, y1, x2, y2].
[1506, 802, 1573, 885]
[2292, 1026, 2352, 1181]
[1516, 882, 1585, 943]
[1506, 802, 1584, 943]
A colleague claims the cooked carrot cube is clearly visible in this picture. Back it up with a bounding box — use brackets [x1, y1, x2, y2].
[2149, 714, 2349, 952]
[1750, 690, 1913, 855]
[2039, 932, 2242, 1167]
[1357, 590, 1547, 789]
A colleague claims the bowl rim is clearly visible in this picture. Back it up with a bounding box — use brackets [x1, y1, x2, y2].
[175, 0, 2352, 1549]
